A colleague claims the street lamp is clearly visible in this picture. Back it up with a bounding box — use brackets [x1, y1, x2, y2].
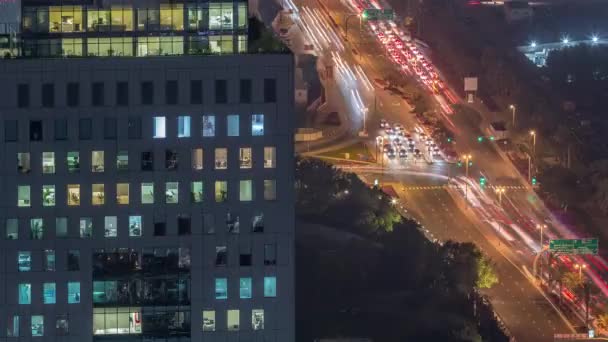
[530, 130, 536, 156]
[530, 41, 537, 48]
[536, 223, 546, 252]
[575, 263, 587, 281]
[495, 187, 506, 205]
[463, 154, 473, 178]
[509, 104, 516, 128]
[562, 36, 570, 45]
[592, 35, 599, 44]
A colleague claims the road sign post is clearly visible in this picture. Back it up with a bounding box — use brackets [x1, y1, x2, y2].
[549, 238, 598, 255]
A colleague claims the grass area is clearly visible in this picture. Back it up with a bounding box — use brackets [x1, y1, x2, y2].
[318, 141, 374, 162]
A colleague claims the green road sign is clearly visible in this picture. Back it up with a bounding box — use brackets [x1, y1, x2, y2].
[549, 238, 598, 255]
[362, 9, 394, 21]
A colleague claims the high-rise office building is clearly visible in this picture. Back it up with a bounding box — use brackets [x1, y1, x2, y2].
[0, 2, 294, 341]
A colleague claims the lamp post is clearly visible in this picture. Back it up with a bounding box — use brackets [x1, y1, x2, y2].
[463, 154, 472, 178]
[509, 104, 516, 128]
[495, 187, 506, 205]
[530, 130, 536, 156]
[536, 224, 546, 252]
[527, 154, 532, 182]
[575, 263, 587, 281]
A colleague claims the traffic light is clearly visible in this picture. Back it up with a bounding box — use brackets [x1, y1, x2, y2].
[531, 177, 537, 186]
[477, 136, 484, 142]
[469, 161, 473, 166]
[457, 161, 462, 167]
[489, 136, 495, 141]
[447, 137, 453, 143]
[479, 177, 486, 187]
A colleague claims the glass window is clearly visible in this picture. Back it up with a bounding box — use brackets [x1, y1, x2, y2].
[210, 3, 234, 30]
[79, 118, 92, 140]
[192, 148, 203, 170]
[4, 120, 18, 142]
[166, 182, 179, 203]
[56, 218, 68, 238]
[18, 185, 31, 207]
[160, 4, 184, 30]
[92, 82, 105, 106]
[252, 213, 264, 233]
[92, 307, 142, 335]
[43, 282, 56, 304]
[54, 119, 68, 140]
[264, 180, 277, 200]
[117, 183, 129, 204]
[92, 151, 105, 172]
[67, 250, 80, 271]
[165, 149, 178, 170]
[215, 278, 227, 299]
[44, 249, 55, 271]
[103, 117, 117, 138]
[30, 218, 43, 240]
[56, 315, 69, 335]
[178, 116, 191, 137]
[240, 79, 252, 103]
[215, 148, 227, 169]
[129, 216, 142, 237]
[239, 147, 252, 168]
[117, 151, 128, 171]
[141, 183, 154, 204]
[239, 278, 252, 299]
[166, 80, 178, 105]
[141, 151, 154, 171]
[215, 246, 227, 266]
[252, 309, 264, 330]
[79, 217, 92, 238]
[190, 80, 203, 104]
[42, 185, 56, 206]
[17, 152, 31, 173]
[204, 213, 215, 234]
[227, 114, 239, 136]
[227, 310, 239, 331]
[67, 282, 80, 304]
[178, 215, 191, 235]
[202, 115, 215, 137]
[214, 79, 228, 102]
[104, 216, 117, 237]
[153, 116, 166, 138]
[154, 216, 166, 236]
[202, 310, 215, 331]
[252, 114, 264, 136]
[31, 315, 44, 337]
[264, 277, 277, 297]
[264, 243, 277, 265]
[238, 35, 248, 52]
[67, 184, 80, 206]
[215, 181, 228, 202]
[92, 184, 105, 205]
[67, 152, 80, 173]
[42, 152, 55, 173]
[29, 120, 43, 141]
[238, 3, 248, 29]
[240, 180, 253, 201]
[18, 283, 31, 304]
[226, 212, 240, 233]
[42, 83, 54, 107]
[118, 82, 129, 106]
[6, 218, 18, 239]
[191, 181, 203, 203]
[18, 83, 29, 107]
[141, 80, 154, 103]
[240, 244, 252, 266]
[18, 251, 31, 272]
[264, 78, 277, 103]
[264, 147, 276, 168]
[7, 315, 19, 337]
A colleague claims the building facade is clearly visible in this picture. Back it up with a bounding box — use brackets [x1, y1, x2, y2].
[0, 2, 295, 340]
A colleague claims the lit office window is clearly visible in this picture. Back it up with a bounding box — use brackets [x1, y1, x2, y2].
[252, 213, 264, 233]
[31, 315, 43, 337]
[67, 184, 80, 205]
[202, 115, 215, 137]
[210, 2, 234, 30]
[43, 282, 56, 304]
[92, 151, 104, 172]
[192, 148, 203, 170]
[252, 114, 264, 136]
[42, 185, 56, 206]
[17, 152, 31, 173]
[18, 283, 31, 304]
[227, 114, 239, 136]
[56, 315, 69, 335]
[141, 183, 154, 204]
[239, 147, 252, 168]
[7, 315, 19, 337]
[116, 150, 128, 171]
[264, 276, 277, 297]
[215, 181, 228, 202]
[67, 151, 80, 173]
[79, 217, 92, 238]
[226, 212, 240, 233]
[68, 282, 80, 303]
[215, 278, 227, 299]
[264, 147, 276, 168]
[42, 152, 55, 174]
[178, 116, 191, 137]
[17, 185, 31, 207]
[215, 246, 227, 266]
[202, 310, 215, 331]
[104, 216, 117, 237]
[166, 182, 179, 203]
[240, 180, 253, 201]
[264, 180, 277, 200]
[116, 183, 129, 204]
[44, 249, 55, 271]
[18, 251, 31, 272]
[92, 184, 105, 205]
[191, 181, 203, 203]
[153, 116, 166, 138]
[215, 148, 227, 169]
[6, 218, 18, 239]
[129, 216, 142, 237]
[227, 310, 240, 331]
[30, 218, 43, 240]
[252, 309, 264, 330]
[165, 149, 178, 170]
[240, 277, 252, 299]
[92, 307, 142, 335]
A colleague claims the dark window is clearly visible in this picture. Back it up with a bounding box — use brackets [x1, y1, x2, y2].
[116, 82, 129, 106]
[92, 82, 105, 106]
[264, 244, 276, 265]
[264, 78, 277, 103]
[165, 149, 178, 170]
[154, 221, 166, 236]
[215, 246, 227, 266]
[4, 120, 18, 142]
[78, 118, 92, 140]
[54, 119, 68, 140]
[178, 215, 191, 235]
[42, 83, 55, 107]
[190, 80, 202, 104]
[103, 117, 117, 140]
[29, 120, 43, 141]
[141, 151, 154, 171]
[240, 79, 252, 103]
[127, 116, 142, 139]
[141, 81, 154, 105]
[240, 247, 252, 266]
[67, 250, 80, 271]
[166, 80, 178, 105]
[17, 84, 29, 108]
[214, 79, 227, 104]
[66, 83, 79, 107]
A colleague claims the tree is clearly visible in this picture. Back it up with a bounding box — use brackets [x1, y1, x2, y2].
[595, 313, 608, 334]
[562, 271, 583, 292]
[476, 256, 499, 289]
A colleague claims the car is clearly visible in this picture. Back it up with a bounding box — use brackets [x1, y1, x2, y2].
[383, 144, 391, 152]
[414, 149, 421, 155]
[408, 146, 415, 153]
[385, 127, 394, 135]
[392, 136, 401, 144]
[380, 119, 388, 128]
[394, 123, 404, 130]
[395, 140, 405, 147]
[387, 148, 396, 159]
[399, 149, 407, 158]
